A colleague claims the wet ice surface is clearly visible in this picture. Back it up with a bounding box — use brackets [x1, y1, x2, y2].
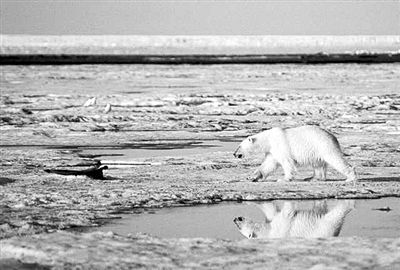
[2, 64, 399, 97]
[80, 140, 240, 161]
[94, 198, 400, 240]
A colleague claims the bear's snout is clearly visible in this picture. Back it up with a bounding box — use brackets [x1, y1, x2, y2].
[234, 153, 243, 159]
[233, 148, 244, 159]
[234, 216, 244, 225]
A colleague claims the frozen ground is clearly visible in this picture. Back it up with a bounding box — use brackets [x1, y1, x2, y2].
[1, 232, 399, 269]
[0, 63, 399, 268]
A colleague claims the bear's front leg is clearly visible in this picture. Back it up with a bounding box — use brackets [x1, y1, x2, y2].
[304, 166, 327, 182]
[247, 169, 263, 182]
[250, 155, 278, 182]
[278, 159, 295, 182]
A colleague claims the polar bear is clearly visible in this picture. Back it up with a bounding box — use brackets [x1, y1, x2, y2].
[233, 200, 354, 239]
[233, 125, 357, 182]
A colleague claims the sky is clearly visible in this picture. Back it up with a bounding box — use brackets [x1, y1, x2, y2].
[1, 0, 399, 35]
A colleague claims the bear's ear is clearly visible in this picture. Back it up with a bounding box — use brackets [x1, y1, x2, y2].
[249, 137, 257, 143]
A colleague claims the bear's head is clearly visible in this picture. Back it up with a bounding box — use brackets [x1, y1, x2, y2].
[233, 216, 267, 239]
[233, 136, 258, 159]
[233, 216, 257, 238]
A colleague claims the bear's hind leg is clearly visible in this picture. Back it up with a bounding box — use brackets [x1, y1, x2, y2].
[314, 165, 327, 181]
[324, 155, 357, 182]
[250, 154, 278, 182]
[344, 167, 357, 182]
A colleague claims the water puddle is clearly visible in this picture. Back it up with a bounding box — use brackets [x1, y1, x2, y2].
[92, 198, 399, 240]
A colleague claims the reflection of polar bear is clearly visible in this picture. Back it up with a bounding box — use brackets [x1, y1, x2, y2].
[233, 125, 357, 182]
[233, 200, 354, 239]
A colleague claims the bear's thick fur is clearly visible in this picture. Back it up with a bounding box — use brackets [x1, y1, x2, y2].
[233, 125, 357, 182]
